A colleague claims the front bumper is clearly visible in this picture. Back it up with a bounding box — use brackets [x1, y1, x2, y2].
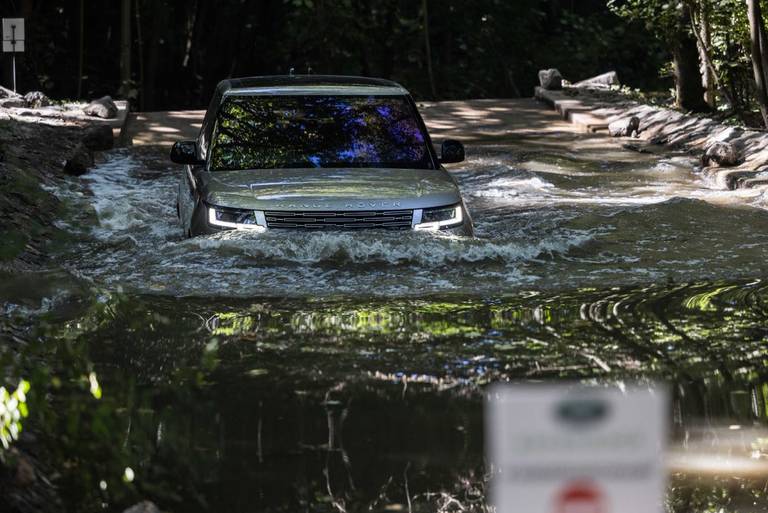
[190, 203, 474, 237]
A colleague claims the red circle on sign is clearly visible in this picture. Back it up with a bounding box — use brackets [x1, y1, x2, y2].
[555, 481, 605, 513]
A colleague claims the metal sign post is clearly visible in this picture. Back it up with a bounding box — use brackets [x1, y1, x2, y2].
[2, 18, 25, 92]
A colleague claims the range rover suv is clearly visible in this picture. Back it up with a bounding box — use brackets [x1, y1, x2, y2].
[171, 75, 473, 236]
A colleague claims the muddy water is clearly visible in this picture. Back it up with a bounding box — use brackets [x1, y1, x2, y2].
[5, 134, 768, 512]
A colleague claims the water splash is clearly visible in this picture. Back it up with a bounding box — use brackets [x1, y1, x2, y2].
[44, 143, 768, 297]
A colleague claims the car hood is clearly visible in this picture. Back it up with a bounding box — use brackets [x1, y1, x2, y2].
[201, 168, 462, 211]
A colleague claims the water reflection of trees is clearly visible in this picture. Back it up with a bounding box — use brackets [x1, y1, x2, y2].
[203, 281, 768, 392]
[210, 96, 430, 171]
[3, 279, 768, 512]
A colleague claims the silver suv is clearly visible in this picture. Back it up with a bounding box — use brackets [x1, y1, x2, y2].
[171, 75, 473, 236]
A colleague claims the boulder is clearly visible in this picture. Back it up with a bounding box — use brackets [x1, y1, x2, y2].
[24, 91, 51, 108]
[702, 141, 740, 167]
[608, 116, 640, 137]
[82, 125, 114, 151]
[712, 126, 743, 142]
[574, 71, 620, 88]
[63, 144, 93, 176]
[83, 95, 118, 119]
[538, 69, 563, 91]
[123, 501, 161, 513]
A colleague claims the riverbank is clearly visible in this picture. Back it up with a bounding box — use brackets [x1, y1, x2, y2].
[0, 100, 131, 513]
[0, 100, 128, 273]
[535, 85, 768, 190]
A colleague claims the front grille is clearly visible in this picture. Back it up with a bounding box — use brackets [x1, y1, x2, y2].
[264, 210, 413, 230]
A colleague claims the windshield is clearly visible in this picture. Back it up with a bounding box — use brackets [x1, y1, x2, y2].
[209, 95, 433, 171]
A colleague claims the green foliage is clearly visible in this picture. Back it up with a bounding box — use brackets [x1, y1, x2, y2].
[277, 0, 667, 98]
[607, 0, 683, 37]
[609, 0, 763, 119]
[545, 6, 668, 89]
[15, 0, 668, 106]
[0, 380, 30, 450]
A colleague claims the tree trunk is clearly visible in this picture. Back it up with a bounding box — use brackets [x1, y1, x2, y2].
[757, 6, 768, 91]
[422, 0, 437, 99]
[697, 4, 715, 107]
[725, 34, 742, 111]
[747, 0, 768, 126]
[145, 1, 170, 110]
[182, 0, 199, 69]
[686, 1, 735, 109]
[135, 0, 145, 110]
[119, 0, 132, 98]
[672, 9, 709, 112]
[77, 0, 84, 99]
[505, 68, 521, 97]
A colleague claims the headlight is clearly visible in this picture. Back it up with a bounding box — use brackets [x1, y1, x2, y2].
[208, 206, 265, 231]
[414, 204, 463, 231]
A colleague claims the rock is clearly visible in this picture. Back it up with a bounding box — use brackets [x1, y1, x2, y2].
[83, 95, 118, 119]
[622, 142, 652, 154]
[82, 125, 114, 151]
[608, 116, 640, 137]
[24, 91, 51, 108]
[538, 69, 563, 91]
[702, 141, 740, 167]
[0, 97, 25, 108]
[574, 71, 620, 88]
[712, 126, 743, 143]
[63, 144, 93, 176]
[123, 501, 161, 513]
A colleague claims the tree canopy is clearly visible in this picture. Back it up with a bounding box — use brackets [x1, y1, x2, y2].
[5, 0, 768, 126]
[5, 0, 666, 109]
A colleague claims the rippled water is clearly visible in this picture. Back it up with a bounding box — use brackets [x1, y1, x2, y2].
[5, 135, 768, 512]
[46, 140, 768, 298]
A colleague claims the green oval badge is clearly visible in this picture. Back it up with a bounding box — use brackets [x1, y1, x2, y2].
[556, 398, 610, 427]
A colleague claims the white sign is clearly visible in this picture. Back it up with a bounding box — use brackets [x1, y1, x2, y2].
[2, 40, 24, 53]
[487, 384, 668, 513]
[2, 18, 24, 53]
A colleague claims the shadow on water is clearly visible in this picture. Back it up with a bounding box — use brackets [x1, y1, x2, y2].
[3, 278, 768, 512]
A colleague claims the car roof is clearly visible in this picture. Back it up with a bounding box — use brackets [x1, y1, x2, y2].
[216, 75, 409, 97]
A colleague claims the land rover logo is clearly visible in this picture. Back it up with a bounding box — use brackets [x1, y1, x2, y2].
[555, 397, 610, 428]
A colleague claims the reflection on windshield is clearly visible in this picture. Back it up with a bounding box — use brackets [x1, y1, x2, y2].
[210, 95, 432, 170]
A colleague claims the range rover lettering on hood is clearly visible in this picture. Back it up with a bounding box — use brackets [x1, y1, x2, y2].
[273, 201, 403, 209]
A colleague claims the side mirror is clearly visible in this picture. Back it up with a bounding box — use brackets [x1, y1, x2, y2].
[440, 139, 465, 164]
[170, 140, 203, 165]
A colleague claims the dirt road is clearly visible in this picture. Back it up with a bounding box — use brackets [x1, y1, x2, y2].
[124, 98, 577, 146]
